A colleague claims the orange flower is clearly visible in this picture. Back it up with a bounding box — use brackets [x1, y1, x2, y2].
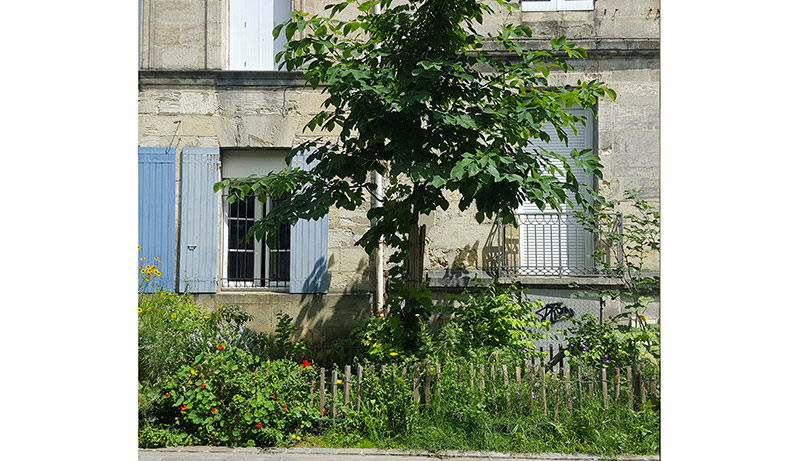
[301, 360, 310, 367]
[211, 408, 216, 413]
[217, 344, 224, 350]
[180, 405, 187, 412]
[283, 405, 289, 412]
[255, 423, 262, 429]
[164, 393, 170, 398]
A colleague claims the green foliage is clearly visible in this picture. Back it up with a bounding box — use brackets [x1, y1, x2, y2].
[217, 0, 613, 269]
[139, 295, 320, 447]
[138, 294, 658, 454]
[350, 281, 550, 363]
[438, 282, 549, 358]
[148, 351, 317, 447]
[307, 361, 659, 455]
[271, 313, 308, 360]
[138, 292, 269, 386]
[570, 190, 661, 368]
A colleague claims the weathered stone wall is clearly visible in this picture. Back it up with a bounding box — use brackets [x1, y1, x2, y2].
[139, 0, 661, 331]
[193, 292, 373, 343]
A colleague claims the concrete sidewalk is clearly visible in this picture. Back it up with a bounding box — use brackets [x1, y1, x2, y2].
[139, 447, 659, 461]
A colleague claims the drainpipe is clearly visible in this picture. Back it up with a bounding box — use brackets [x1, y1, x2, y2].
[376, 170, 385, 316]
[374, 3, 385, 316]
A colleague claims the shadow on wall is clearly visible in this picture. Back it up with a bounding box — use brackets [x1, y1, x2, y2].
[190, 252, 376, 351]
[275, 252, 375, 347]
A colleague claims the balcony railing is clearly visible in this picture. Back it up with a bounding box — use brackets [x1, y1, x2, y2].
[491, 211, 622, 278]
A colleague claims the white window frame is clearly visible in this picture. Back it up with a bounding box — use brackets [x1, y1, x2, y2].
[521, 0, 594, 12]
[220, 150, 291, 290]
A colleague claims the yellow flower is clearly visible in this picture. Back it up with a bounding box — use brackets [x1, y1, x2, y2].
[336, 379, 342, 384]
[140, 257, 145, 261]
[639, 315, 648, 321]
[144, 276, 151, 281]
[147, 307, 152, 311]
[171, 313, 177, 319]
[154, 257, 161, 263]
[138, 307, 143, 313]
[141, 268, 146, 274]
[389, 352, 398, 356]
[154, 270, 161, 276]
[138, 245, 141, 250]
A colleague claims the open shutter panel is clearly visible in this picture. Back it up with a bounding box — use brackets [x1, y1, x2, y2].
[289, 149, 329, 294]
[179, 148, 221, 293]
[138, 147, 177, 293]
[229, 0, 274, 70]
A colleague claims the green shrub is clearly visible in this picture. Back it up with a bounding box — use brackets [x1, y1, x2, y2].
[143, 349, 317, 447]
[138, 292, 269, 386]
[349, 281, 551, 364]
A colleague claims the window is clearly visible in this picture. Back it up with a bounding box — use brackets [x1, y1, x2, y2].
[222, 192, 291, 288]
[521, 0, 594, 12]
[229, 0, 292, 70]
[514, 107, 595, 276]
[219, 149, 329, 293]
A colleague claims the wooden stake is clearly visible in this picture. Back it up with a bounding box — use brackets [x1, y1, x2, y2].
[356, 365, 363, 413]
[343, 365, 351, 410]
[331, 368, 338, 419]
[564, 364, 572, 413]
[319, 367, 326, 416]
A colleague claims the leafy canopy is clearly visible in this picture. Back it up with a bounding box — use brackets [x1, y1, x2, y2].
[215, 0, 615, 254]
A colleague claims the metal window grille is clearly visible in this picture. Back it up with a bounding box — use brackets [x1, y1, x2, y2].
[222, 193, 290, 289]
[495, 211, 622, 277]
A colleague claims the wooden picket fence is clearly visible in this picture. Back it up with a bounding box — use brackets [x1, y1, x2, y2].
[309, 359, 659, 423]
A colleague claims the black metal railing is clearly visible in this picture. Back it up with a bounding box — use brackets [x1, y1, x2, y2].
[493, 212, 622, 277]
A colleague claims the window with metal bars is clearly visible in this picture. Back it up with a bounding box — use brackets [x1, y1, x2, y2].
[222, 192, 290, 289]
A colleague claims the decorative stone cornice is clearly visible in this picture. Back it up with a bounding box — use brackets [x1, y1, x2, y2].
[138, 70, 310, 89]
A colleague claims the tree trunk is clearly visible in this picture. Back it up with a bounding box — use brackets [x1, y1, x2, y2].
[407, 222, 426, 289]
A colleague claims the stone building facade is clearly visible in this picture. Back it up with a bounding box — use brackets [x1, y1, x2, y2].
[138, 0, 660, 344]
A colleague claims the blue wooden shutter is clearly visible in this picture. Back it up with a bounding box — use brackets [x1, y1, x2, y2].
[138, 147, 176, 293]
[289, 149, 329, 294]
[179, 148, 221, 293]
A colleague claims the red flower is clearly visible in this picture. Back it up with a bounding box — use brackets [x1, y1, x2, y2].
[301, 360, 310, 367]
[255, 423, 262, 429]
[270, 393, 276, 399]
[164, 393, 170, 398]
[200, 383, 205, 389]
[217, 344, 224, 350]
[211, 408, 216, 413]
[322, 409, 327, 414]
[283, 405, 289, 412]
[180, 405, 187, 412]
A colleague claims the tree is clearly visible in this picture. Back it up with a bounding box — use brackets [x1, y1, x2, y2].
[216, 0, 615, 305]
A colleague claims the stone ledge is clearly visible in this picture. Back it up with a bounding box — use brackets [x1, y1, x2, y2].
[424, 269, 637, 290]
[139, 70, 309, 89]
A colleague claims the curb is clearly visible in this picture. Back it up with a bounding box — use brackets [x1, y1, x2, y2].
[139, 446, 659, 460]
